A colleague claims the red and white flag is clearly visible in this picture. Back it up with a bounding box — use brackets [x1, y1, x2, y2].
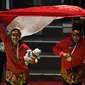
[0, 5, 85, 37]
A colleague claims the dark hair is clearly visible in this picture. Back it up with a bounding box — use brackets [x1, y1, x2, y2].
[72, 23, 82, 32]
[10, 29, 21, 35]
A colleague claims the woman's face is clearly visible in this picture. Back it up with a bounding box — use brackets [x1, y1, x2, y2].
[71, 30, 81, 43]
[10, 30, 21, 45]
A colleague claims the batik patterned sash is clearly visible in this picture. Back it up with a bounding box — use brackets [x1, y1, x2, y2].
[6, 70, 29, 85]
[61, 64, 84, 84]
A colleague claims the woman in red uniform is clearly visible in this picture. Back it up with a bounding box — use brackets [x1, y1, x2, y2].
[53, 23, 85, 85]
[0, 23, 41, 85]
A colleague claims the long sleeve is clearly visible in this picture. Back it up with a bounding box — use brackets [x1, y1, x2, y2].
[0, 24, 7, 43]
[53, 44, 64, 57]
[53, 37, 70, 57]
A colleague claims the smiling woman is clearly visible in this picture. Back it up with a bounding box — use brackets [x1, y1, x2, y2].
[0, 24, 41, 85]
[10, 29, 21, 45]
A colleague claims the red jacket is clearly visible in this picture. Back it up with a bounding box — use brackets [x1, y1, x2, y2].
[53, 36, 85, 70]
[0, 24, 35, 74]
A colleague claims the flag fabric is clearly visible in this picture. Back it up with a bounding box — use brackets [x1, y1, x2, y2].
[0, 5, 85, 37]
[2, 16, 56, 37]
